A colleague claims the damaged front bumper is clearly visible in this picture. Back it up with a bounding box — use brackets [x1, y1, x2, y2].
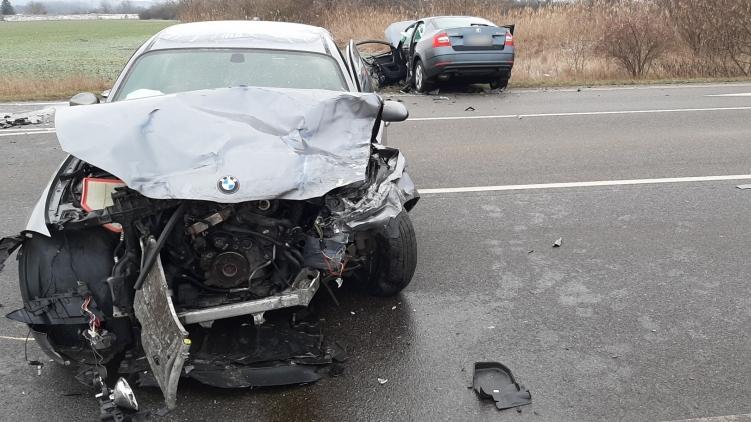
[178, 269, 320, 325]
[136, 252, 324, 409]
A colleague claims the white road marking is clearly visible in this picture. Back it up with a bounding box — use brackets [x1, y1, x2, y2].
[0, 129, 56, 138]
[409, 106, 751, 121]
[0, 335, 34, 341]
[385, 82, 751, 97]
[0, 101, 66, 106]
[664, 414, 751, 422]
[705, 92, 751, 97]
[420, 175, 751, 194]
[1, 127, 55, 133]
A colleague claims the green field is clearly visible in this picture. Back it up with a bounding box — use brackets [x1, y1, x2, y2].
[0, 20, 175, 100]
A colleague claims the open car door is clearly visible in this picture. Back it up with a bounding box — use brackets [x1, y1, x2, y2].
[354, 40, 408, 87]
[345, 40, 376, 92]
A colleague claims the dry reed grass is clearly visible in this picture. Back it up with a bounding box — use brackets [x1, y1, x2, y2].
[180, 0, 751, 86]
[0, 75, 111, 102]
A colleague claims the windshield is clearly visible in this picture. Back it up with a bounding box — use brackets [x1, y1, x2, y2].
[431, 17, 496, 30]
[114, 49, 347, 101]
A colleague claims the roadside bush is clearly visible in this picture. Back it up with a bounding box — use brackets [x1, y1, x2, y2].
[665, 0, 707, 53]
[596, 2, 673, 78]
[703, 0, 751, 76]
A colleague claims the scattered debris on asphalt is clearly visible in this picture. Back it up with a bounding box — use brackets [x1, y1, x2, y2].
[553, 237, 563, 247]
[472, 362, 532, 410]
[1, 108, 56, 129]
[465, 106, 475, 112]
[428, 88, 440, 95]
[378, 378, 388, 385]
[432, 96, 451, 101]
[736, 184, 751, 189]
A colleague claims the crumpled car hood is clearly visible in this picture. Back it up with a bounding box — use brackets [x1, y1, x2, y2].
[55, 86, 383, 202]
[385, 20, 416, 47]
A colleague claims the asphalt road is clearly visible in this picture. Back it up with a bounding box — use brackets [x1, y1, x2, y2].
[1, 83, 751, 421]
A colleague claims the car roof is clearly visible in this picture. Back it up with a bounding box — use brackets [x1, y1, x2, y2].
[145, 21, 334, 54]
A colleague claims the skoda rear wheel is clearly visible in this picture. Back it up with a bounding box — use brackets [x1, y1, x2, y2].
[413, 60, 432, 93]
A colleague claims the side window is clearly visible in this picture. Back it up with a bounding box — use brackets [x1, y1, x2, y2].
[347, 40, 375, 92]
[413, 22, 425, 43]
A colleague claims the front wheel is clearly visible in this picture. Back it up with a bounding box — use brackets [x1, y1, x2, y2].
[364, 211, 417, 296]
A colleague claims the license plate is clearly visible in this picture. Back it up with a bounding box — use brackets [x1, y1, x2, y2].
[465, 34, 492, 46]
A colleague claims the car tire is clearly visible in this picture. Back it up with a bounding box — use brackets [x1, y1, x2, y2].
[413, 60, 432, 93]
[490, 77, 509, 90]
[364, 211, 417, 296]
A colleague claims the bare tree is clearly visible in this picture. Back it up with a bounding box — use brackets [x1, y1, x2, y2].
[597, 2, 673, 78]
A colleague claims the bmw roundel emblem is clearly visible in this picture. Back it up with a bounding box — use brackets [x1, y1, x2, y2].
[218, 176, 239, 194]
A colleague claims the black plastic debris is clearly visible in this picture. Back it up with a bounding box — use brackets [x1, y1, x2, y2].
[472, 362, 532, 410]
[465, 106, 476, 112]
[176, 317, 345, 389]
[553, 237, 563, 247]
[1, 108, 55, 129]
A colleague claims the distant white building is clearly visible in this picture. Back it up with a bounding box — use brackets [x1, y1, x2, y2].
[1, 14, 140, 22]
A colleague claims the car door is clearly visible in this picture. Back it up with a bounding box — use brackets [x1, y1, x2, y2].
[354, 40, 408, 86]
[345, 40, 375, 93]
[345, 40, 386, 144]
[406, 21, 426, 73]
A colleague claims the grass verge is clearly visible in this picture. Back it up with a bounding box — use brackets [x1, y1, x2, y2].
[0, 20, 175, 102]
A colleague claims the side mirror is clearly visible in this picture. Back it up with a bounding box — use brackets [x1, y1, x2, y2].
[69, 92, 99, 106]
[381, 100, 409, 122]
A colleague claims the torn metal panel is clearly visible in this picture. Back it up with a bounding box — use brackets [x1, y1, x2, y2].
[133, 253, 189, 410]
[326, 145, 419, 235]
[55, 86, 383, 203]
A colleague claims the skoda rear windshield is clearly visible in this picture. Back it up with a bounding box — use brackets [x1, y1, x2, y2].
[114, 48, 348, 101]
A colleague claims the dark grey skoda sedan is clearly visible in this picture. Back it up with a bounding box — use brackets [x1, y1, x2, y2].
[385, 16, 515, 92]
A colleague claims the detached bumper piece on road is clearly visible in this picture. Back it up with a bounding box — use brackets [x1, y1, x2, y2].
[473, 362, 532, 411]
